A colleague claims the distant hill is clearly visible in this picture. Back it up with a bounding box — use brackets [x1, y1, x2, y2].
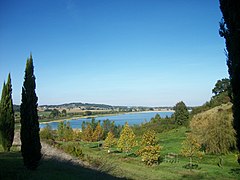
[39, 102, 114, 110]
[13, 102, 173, 112]
[38, 102, 173, 112]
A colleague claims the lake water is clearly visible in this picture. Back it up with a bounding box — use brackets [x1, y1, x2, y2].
[39, 111, 174, 129]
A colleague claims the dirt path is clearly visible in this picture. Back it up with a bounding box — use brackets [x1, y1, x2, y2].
[13, 131, 92, 169]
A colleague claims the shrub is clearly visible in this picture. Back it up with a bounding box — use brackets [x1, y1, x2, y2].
[57, 121, 74, 141]
[62, 143, 84, 158]
[40, 124, 53, 140]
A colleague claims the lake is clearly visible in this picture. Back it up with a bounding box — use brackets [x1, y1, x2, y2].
[39, 111, 174, 129]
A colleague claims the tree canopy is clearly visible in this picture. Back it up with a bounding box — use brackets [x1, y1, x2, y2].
[174, 101, 189, 126]
[212, 78, 230, 96]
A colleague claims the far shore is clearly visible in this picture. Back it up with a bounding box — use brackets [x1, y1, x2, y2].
[39, 110, 174, 125]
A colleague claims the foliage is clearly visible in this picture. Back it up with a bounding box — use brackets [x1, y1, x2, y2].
[49, 109, 60, 118]
[61, 109, 67, 116]
[219, 0, 240, 151]
[104, 131, 117, 149]
[64, 121, 74, 141]
[84, 111, 92, 116]
[117, 122, 136, 153]
[138, 130, 161, 166]
[57, 121, 64, 140]
[212, 78, 231, 97]
[102, 119, 115, 138]
[61, 143, 84, 158]
[174, 101, 189, 126]
[90, 118, 99, 130]
[138, 145, 161, 166]
[190, 105, 236, 154]
[81, 121, 86, 131]
[40, 124, 53, 140]
[141, 130, 158, 146]
[133, 116, 177, 136]
[92, 122, 103, 142]
[82, 124, 93, 142]
[0, 74, 15, 152]
[20, 54, 41, 170]
[181, 133, 203, 170]
[150, 113, 161, 123]
[57, 121, 74, 141]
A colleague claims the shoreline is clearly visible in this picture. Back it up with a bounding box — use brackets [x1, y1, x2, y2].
[39, 110, 174, 125]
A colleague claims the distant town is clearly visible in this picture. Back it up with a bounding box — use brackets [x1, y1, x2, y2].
[37, 102, 174, 113]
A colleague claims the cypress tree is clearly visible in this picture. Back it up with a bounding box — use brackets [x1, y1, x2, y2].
[20, 54, 41, 170]
[0, 74, 15, 152]
[219, 0, 240, 151]
[0, 82, 6, 145]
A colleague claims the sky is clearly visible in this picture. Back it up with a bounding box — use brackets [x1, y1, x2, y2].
[0, 0, 228, 107]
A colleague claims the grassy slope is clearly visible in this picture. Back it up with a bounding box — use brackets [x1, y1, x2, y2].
[77, 126, 239, 180]
[0, 146, 124, 180]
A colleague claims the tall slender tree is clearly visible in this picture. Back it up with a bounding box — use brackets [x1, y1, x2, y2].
[219, 0, 240, 151]
[20, 54, 41, 170]
[0, 74, 15, 152]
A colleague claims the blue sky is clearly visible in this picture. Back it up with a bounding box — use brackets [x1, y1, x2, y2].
[0, 0, 228, 106]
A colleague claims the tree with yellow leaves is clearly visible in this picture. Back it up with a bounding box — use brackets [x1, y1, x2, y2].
[181, 133, 203, 170]
[92, 122, 103, 142]
[138, 130, 161, 166]
[117, 122, 136, 153]
[190, 108, 236, 154]
[82, 124, 93, 142]
[104, 131, 117, 149]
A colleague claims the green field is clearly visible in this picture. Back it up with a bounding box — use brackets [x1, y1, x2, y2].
[71, 127, 239, 180]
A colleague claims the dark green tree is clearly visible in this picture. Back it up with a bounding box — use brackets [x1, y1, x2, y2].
[0, 74, 15, 152]
[174, 101, 189, 126]
[20, 54, 41, 170]
[219, 0, 240, 151]
[61, 109, 67, 116]
[212, 78, 231, 97]
[49, 108, 60, 118]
